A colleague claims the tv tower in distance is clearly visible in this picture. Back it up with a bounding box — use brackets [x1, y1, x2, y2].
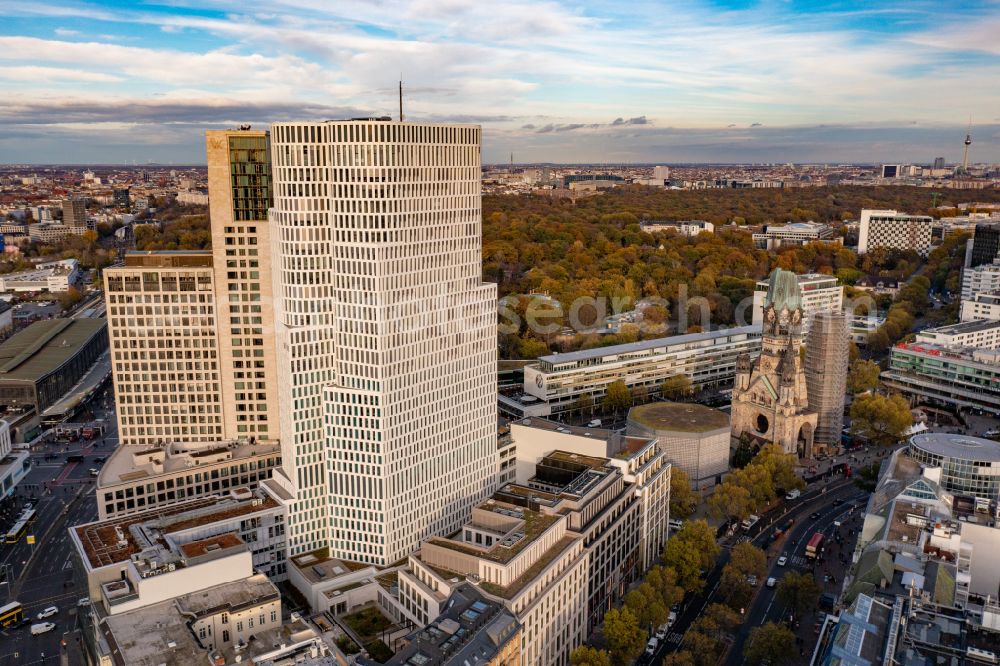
[961, 117, 972, 173]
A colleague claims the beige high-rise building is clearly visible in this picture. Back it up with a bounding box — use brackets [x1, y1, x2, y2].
[804, 311, 849, 453]
[62, 197, 87, 228]
[205, 129, 280, 442]
[105, 129, 280, 447]
[105, 252, 224, 446]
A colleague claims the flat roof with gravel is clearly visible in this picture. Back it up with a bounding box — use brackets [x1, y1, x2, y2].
[628, 402, 730, 433]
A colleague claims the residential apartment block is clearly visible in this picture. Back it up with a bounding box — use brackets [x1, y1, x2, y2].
[960, 292, 1000, 322]
[857, 209, 934, 255]
[961, 260, 1000, 301]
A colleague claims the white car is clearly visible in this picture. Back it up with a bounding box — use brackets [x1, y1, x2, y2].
[777, 556, 788, 567]
[645, 637, 659, 656]
[766, 577, 777, 588]
[30, 622, 56, 635]
[36, 606, 58, 619]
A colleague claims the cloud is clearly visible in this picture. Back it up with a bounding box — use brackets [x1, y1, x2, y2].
[750, 122, 762, 127]
[53, 27, 78, 37]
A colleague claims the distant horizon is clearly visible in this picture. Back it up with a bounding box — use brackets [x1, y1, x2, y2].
[1, 1, 999, 163]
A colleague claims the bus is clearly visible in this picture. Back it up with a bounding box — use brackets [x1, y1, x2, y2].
[0, 601, 23, 628]
[4, 508, 36, 544]
[806, 532, 825, 559]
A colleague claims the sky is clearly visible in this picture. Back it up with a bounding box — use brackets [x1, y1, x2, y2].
[1, 0, 999, 165]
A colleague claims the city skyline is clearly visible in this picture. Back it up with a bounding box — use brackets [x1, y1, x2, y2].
[1, 0, 999, 164]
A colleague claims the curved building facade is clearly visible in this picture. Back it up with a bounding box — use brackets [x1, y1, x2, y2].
[908, 433, 1000, 500]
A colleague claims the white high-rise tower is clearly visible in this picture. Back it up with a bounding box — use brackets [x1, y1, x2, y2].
[267, 120, 499, 563]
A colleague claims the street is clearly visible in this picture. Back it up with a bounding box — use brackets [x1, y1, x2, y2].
[0, 386, 116, 666]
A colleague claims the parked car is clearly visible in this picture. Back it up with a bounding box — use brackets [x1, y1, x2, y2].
[36, 606, 58, 620]
[746, 575, 758, 587]
[777, 556, 788, 567]
[31, 622, 56, 635]
[785, 489, 801, 500]
[645, 637, 659, 656]
[766, 577, 777, 588]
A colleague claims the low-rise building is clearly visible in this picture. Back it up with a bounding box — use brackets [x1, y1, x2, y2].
[95, 439, 281, 519]
[71, 488, 288, 610]
[641, 220, 714, 236]
[511, 326, 762, 417]
[853, 275, 900, 297]
[752, 221, 839, 249]
[27, 221, 89, 244]
[882, 342, 1000, 415]
[0, 258, 80, 292]
[915, 319, 1000, 350]
[0, 418, 29, 498]
[751, 273, 843, 336]
[627, 401, 729, 493]
[0, 317, 107, 414]
[849, 312, 886, 345]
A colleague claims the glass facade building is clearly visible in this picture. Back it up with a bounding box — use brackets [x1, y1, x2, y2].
[908, 433, 1000, 501]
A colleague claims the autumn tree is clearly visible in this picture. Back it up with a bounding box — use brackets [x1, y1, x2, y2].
[744, 623, 796, 666]
[624, 582, 669, 631]
[570, 646, 611, 666]
[661, 374, 693, 400]
[662, 519, 719, 592]
[662, 652, 696, 666]
[602, 607, 645, 665]
[847, 359, 881, 394]
[776, 571, 822, 618]
[602, 379, 632, 416]
[707, 482, 752, 523]
[850, 392, 913, 446]
[669, 468, 699, 521]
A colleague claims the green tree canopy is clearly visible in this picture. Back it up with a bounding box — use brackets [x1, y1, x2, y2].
[661, 374, 694, 400]
[662, 519, 720, 592]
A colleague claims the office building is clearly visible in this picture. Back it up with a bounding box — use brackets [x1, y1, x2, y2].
[857, 209, 934, 255]
[507, 418, 670, 571]
[968, 223, 1000, 268]
[515, 326, 762, 417]
[960, 292, 1000, 322]
[653, 165, 670, 181]
[880, 164, 900, 179]
[883, 342, 1000, 415]
[205, 128, 280, 443]
[804, 311, 849, 452]
[94, 439, 281, 519]
[934, 157, 946, 169]
[627, 402, 728, 493]
[751, 273, 843, 336]
[751, 222, 839, 249]
[961, 260, 1000, 301]
[0, 419, 29, 498]
[105, 252, 225, 446]
[915, 319, 1000, 350]
[732, 269, 818, 457]
[266, 120, 498, 564]
[113, 187, 130, 208]
[62, 197, 88, 228]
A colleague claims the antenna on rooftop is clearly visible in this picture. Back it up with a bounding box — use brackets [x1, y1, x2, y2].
[399, 77, 404, 123]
